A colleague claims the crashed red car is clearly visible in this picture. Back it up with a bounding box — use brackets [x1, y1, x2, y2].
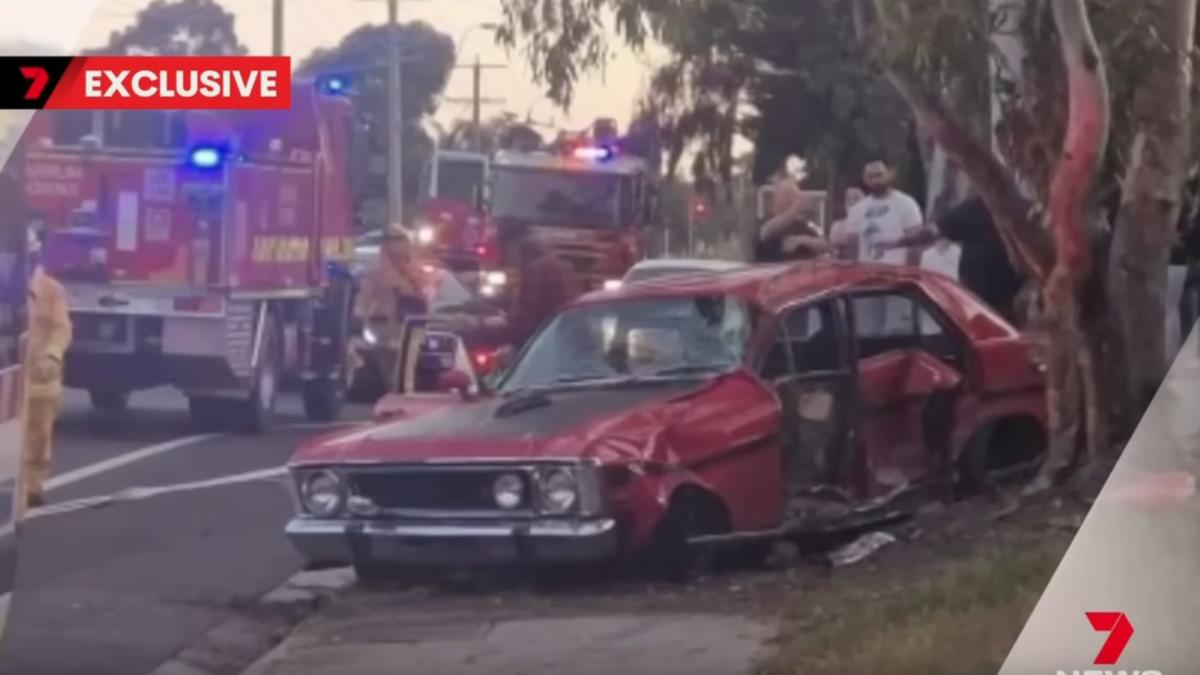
[285, 261, 1048, 580]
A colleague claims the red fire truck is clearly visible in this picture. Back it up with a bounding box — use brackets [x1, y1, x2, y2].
[17, 83, 357, 432]
[489, 130, 654, 292]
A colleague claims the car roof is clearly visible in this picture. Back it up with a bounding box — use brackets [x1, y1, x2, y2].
[577, 260, 1020, 341]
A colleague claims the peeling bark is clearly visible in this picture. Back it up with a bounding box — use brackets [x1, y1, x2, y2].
[1108, 0, 1197, 425]
[1044, 0, 1110, 471]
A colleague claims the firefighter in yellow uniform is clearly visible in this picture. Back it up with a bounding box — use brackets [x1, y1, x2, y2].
[20, 255, 72, 513]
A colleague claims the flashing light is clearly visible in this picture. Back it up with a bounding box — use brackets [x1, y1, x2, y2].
[318, 75, 350, 96]
[417, 226, 436, 245]
[476, 245, 487, 257]
[573, 145, 616, 161]
[188, 146, 224, 170]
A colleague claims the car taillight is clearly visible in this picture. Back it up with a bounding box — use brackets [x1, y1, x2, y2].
[472, 349, 497, 374]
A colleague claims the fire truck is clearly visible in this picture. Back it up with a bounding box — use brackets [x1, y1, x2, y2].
[412, 146, 507, 297]
[488, 123, 655, 292]
[0, 156, 25, 611]
[17, 83, 357, 433]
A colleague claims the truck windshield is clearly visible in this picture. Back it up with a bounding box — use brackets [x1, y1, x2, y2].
[491, 167, 621, 228]
[51, 110, 186, 148]
[431, 158, 485, 205]
[501, 295, 751, 394]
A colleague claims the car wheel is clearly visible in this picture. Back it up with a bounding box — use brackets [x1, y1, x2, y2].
[237, 314, 282, 434]
[644, 489, 730, 583]
[89, 388, 129, 413]
[346, 354, 386, 405]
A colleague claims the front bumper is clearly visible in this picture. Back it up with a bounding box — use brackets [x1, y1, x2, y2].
[286, 517, 620, 568]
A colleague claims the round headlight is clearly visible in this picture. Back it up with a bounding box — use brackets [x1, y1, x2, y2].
[540, 469, 578, 514]
[493, 473, 524, 510]
[301, 471, 343, 517]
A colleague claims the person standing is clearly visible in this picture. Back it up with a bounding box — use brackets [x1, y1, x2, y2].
[845, 160, 924, 266]
[828, 186, 865, 261]
[755, 174, 830, 263]
[886, 195, 1024, 323]
[20, 230, 72, 512]
[845, 161, 924, 334]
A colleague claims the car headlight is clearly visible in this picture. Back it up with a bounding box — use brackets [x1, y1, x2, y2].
[539, 468, 578, 514]
[300, 470, 344, 517]
[493, 473, 525, 510]
[417, 226, 436, 245]
[363, 325, 378, 345]
[484, 270, 508, 287]
[603, 279, 623, 291]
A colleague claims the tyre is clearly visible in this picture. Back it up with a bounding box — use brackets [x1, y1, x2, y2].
[89, 388, 129, 413]
[346, 355, 386, 405]
[643, 490, 731, 583]
[303, 375, 344, 422]
[237, 313, 282, 434]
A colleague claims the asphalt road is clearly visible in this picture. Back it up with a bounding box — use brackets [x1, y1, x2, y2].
[0, 388, 369, 675]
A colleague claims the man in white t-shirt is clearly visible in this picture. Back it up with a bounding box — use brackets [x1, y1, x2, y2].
[846, 160, 925, 334]
[846, 160, 925, 265]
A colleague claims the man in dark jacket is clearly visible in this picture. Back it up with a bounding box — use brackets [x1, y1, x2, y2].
[886, 195, 1024, 322]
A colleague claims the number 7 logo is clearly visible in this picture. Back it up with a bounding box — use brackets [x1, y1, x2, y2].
[1087, 612, 1135, 666]
[20, 66, 50, 101]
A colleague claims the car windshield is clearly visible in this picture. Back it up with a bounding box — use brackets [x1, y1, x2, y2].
[491, 167, 621, 228]
[431, 157, 485, 204]
[501, 295, 751, 393]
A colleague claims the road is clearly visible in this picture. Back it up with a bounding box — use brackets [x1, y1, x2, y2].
[0, 388, 367, 675]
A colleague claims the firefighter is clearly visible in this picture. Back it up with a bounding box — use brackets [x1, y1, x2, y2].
[20, 227, 72, 512]
[354, 226, 428, 326]
[457, 231, 582, 357]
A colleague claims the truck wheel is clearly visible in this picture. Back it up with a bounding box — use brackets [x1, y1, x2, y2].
[89, 388, 129, 413]
[346, 356, 385, 405]
[238, 316, 282, 434]
[303, 375, 344, 422]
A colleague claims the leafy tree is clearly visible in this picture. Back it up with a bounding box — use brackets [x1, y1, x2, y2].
[441, 112, 544, 153]
[497, 0, 1200, 471]
[91, 0, 247, 56]
[298, 22, 456, 230]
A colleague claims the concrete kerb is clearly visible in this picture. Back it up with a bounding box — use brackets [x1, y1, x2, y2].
[146, 567, 355, 675]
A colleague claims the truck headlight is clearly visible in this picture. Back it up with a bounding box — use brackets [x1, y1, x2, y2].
[484, 271, 508, 287]
[417, 226, 436, 245]
[603, 279, 623, 291]
[363, 325, 378, 345]
[538, 468, 578, 514]
[300, 470, 344, 517]
[493, 473, 525, 510]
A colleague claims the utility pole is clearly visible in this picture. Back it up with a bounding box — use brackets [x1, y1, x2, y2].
[272, 0, 284, 56]
[447, 60, 505, 153]
[387, 0, 404, 229]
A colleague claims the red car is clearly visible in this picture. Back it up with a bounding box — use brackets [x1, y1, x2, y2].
[285, 262, 1048, 581]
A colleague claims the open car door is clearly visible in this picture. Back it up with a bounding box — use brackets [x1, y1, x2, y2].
[373, 316, 484, 421]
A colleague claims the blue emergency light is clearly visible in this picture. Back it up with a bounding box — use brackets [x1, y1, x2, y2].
[188, 146, 224, 170]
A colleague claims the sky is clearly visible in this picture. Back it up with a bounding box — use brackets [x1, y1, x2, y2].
[0, 0, 668, 133]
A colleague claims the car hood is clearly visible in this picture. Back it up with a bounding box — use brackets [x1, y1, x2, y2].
[291, 379, 719, 466]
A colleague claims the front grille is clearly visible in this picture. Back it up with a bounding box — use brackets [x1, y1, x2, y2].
[349, 468, 533, 513]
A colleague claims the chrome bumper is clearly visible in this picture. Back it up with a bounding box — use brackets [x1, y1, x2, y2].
[286, 517, 620, 568]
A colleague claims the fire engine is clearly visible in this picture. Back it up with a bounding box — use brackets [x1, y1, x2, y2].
[17, 82, 357, 432]
[0, 156, 24, 617]
[413, 145, 507, 297]
[489, 122, 656, 292]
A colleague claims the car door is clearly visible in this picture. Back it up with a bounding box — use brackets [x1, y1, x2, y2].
[848, 286, 965, 497]
[759, 299, 856, 496]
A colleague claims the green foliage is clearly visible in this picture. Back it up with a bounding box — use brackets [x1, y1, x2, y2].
[90, 0, 247, 56]
[298, 23, 456, 229]
[441, 112, 545, 153]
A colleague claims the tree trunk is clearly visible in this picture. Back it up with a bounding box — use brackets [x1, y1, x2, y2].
[1108, 0, 1197, 428]
[1043, 0, 1111, 470]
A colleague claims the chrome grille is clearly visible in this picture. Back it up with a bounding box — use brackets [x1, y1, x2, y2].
[348, 467, 534, 514]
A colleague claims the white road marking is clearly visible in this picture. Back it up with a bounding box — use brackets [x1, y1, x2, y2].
[29, 465, 289, 519]
[45, 434, 219, 493]
[45, 420, 364, 494]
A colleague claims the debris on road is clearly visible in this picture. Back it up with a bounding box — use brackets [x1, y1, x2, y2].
[827, 532, 897, 568]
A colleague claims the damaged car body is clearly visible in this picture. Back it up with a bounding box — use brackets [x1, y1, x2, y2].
[285, 262, 1048, 580]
